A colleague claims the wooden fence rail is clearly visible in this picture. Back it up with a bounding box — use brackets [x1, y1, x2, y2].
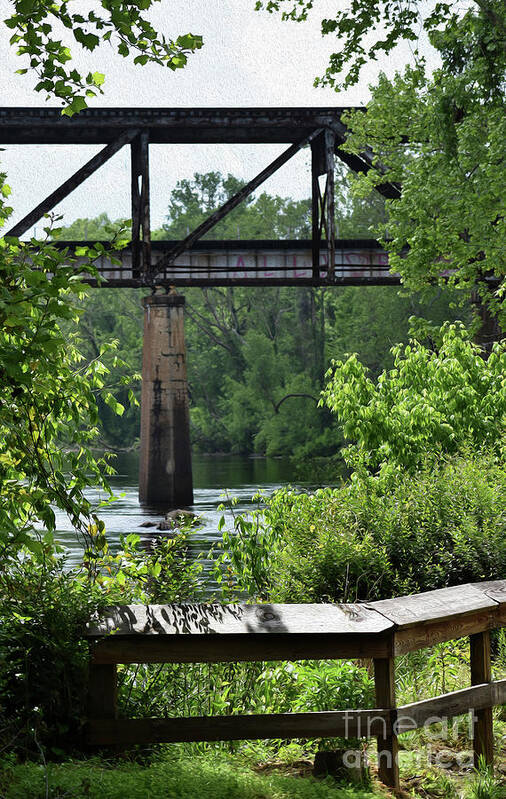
[85, 581, 506, 791]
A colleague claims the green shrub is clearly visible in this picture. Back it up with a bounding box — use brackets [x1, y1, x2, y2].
[0, 528, 203, 756]
[218, 449, 506, 603]
[0, 552, 94, 756]
[321, 321, 506, 477]
[118, 657, 373, 754]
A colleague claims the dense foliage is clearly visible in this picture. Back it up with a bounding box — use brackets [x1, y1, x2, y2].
[0, 527, 201, 754]
[259, 0, 506, 336]
[218, 321, 506, 604]
[218, 449, 506, 603]
[322, 321, 506, 475]
[0, 224, 137, 562]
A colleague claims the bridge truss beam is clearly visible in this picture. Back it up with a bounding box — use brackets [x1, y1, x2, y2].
[0, 106, 400, 288]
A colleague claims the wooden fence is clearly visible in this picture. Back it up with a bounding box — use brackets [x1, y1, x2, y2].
[85, 580, 506, 790]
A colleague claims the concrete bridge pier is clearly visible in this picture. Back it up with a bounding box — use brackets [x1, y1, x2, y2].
[139, 293, 193, 508]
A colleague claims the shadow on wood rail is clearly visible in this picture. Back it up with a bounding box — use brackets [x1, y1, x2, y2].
[85, 580, 506, 791]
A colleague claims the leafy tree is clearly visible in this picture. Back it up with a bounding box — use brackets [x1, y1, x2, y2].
[256, 0, 504, 91]
[321, 321, 506, 476]
[323, 286, 471, 378]
[258, 0, 506, 340]
[0, 229, 134, 561]
[343, 49, 505, 338]
[0, 4, 196, 555]
[55, 213, 128, 241]
[162, 171, 312, 240]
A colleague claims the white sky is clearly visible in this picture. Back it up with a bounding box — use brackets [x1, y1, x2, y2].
[0, 1, 434, 233]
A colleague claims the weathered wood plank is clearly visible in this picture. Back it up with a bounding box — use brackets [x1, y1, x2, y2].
[470, 631, 494, 767]
[374, 657, 399, 791]
[368, 584, 497, 629]
[6, 128, 140, 238]
[393, 609, 495, 655]
[367, 585, 498, 653]
[396, 679, 506, 732]
[473, 580, 506, 625]
[90, 631, 393, 665]
[86, 602, 392, 638]
[87, 708, 391, 746]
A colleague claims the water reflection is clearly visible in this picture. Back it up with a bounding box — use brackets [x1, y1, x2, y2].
[56, 453, 305, 568]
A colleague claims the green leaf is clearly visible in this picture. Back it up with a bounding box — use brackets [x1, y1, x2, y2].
[69, 96, 88, 114]
[73, 28, 100, 50]
[104, 393, 125, 416]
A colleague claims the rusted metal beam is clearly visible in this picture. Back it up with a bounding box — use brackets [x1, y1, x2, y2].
[318, 181, 328, 241]
[81, 276, 400, 288]
[0, 107, 401, 200]
[152, 128, 324, 278]
[0, 106, 357, 145]
[311, 138, 322, 279]
[51, 237, 396, 286]
[329, 118, 401, 200]
[335, 148, 401, 200]
[6, 128, 140, 238]
[131, 132, 151, 280]
[325, 129, 336, 278]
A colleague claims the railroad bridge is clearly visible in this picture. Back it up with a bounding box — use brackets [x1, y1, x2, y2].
[1, 106, 400, 507]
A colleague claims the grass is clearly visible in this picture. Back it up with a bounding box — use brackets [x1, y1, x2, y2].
[0, 754, 381, 799]
[3, 724, 506, 799]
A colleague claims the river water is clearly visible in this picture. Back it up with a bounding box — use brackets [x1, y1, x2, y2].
[56, 453, 303, 568]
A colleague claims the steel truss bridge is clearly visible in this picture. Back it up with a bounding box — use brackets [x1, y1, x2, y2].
[59, 239, 394, 288]
[0, 106, 400, 288]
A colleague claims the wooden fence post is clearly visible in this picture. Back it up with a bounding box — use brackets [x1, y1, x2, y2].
[88, 657, 117, 727]
[374, 657, 399, 791]
[470, 631, 494, 767]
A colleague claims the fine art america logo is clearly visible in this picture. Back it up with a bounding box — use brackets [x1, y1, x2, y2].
[342, 710, 483, 772]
